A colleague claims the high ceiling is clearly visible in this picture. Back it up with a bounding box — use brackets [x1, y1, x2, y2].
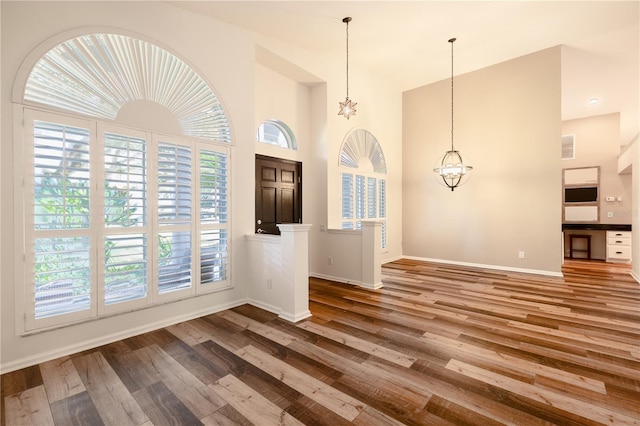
[171, 1, 640, 144]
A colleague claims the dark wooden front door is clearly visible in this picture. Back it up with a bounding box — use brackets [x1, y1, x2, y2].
[255, 155, 302, 235]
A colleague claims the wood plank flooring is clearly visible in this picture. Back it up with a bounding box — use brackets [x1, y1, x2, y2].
[2, 259, 639, 425]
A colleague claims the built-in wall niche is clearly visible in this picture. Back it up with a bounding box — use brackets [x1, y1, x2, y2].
[563, 166, 600, 223]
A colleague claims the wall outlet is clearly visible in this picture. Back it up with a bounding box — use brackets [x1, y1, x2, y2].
[267, 278, 272, 289]
[607, 211, 614, 218]
[328, 256, 333, 265]
[518, 251, 525, 259]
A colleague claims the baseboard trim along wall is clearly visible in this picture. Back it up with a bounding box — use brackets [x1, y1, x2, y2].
[309, 273, 383, 290]
[402, 256, 564, 278]
[0, 299, 247, 375]
[631, 270, 640, 284]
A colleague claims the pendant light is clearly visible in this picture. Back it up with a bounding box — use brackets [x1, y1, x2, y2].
[433, 37, 473, 191]
[338, 17, 357, 119]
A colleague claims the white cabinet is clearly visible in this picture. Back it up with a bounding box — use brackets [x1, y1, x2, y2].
[606, 231, 632, 263]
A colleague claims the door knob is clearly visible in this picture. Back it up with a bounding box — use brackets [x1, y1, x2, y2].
[257, 220, 262, 225]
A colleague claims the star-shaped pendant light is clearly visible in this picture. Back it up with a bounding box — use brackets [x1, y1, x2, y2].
[338, 17, 357, 119]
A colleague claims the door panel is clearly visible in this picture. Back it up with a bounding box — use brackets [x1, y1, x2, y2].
[255, 155, 301, 235]
[261, 188, 277, 223]
[281, 189, 295, 223]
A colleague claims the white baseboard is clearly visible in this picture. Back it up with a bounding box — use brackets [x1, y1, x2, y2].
[402, 256, 564, 278]
[631, 270, 640, 284]
[246, 298, 283, 316]
[309, 272, 357, 285]
[309, 272, 383, 290]
[0, 299, 246, 375]
[382, 255, 403, 264]
[279, 310, 312, 323]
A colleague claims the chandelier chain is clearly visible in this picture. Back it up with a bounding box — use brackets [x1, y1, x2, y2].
[345, 18, 350, 99]
[450, 37, 455, 152]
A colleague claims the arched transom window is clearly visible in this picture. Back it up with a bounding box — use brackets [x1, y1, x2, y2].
[256, 120, 297, 150]
[24, 33, 231, 143]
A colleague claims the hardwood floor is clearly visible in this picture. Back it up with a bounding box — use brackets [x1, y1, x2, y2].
[2, 259, 639, 425]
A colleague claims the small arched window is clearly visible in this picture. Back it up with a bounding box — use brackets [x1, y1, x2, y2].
[256, 120, 297, 150]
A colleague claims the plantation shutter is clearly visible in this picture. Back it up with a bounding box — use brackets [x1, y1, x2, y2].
[103, 131, 148, 306]
[32, 120, 92, 320]
[157, 142, 192, 294]
[341, 173, 354, 229]
[199, 148, 229, 285]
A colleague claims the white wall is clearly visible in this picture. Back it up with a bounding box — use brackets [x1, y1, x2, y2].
[1, 1, 256, 371]
[402, 47, 563, 275]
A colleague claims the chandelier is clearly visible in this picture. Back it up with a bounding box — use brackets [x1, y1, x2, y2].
[433, 38, 473, 191]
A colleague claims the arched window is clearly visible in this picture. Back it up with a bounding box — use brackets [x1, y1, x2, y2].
[256, 120, 297, 150]
[24, 33, 231, 143]
[16, 33, 231, 331]
[339, 129, 388, 248]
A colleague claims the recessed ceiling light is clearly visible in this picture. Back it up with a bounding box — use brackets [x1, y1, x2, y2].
[588, 98, 599, 105]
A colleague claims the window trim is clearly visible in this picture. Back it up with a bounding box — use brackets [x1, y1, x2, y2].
[16, 106, 232, 334]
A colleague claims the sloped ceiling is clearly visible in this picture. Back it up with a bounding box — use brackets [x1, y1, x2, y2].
[171, 1, 639, 144]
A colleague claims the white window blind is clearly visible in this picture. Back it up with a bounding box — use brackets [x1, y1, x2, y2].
[341, 174, 387, 248]
[34, 237, 91, 319]
[158, 143, 192, 225]
[22, 110, 231, 332]
[158, 231, 192, 294]
[379, 179, 386, 219]
[157, 141, 193, 294]
[199, 148, 229, 285]
[200, 229, 228, 284]
[34, 121, 91, 230]
[200, 150, 228, 224]
[367, 177, 377, 219]
[32, 120, 92, 320]
[104, 234, 147, 305]
[104, 132, 146, 227]
[341, 173, 354, 225]
[355, 175, 366, 220]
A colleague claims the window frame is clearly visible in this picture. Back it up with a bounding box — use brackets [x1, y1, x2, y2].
[17, 107, 232, 333]
[256, 120, 297, 150]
